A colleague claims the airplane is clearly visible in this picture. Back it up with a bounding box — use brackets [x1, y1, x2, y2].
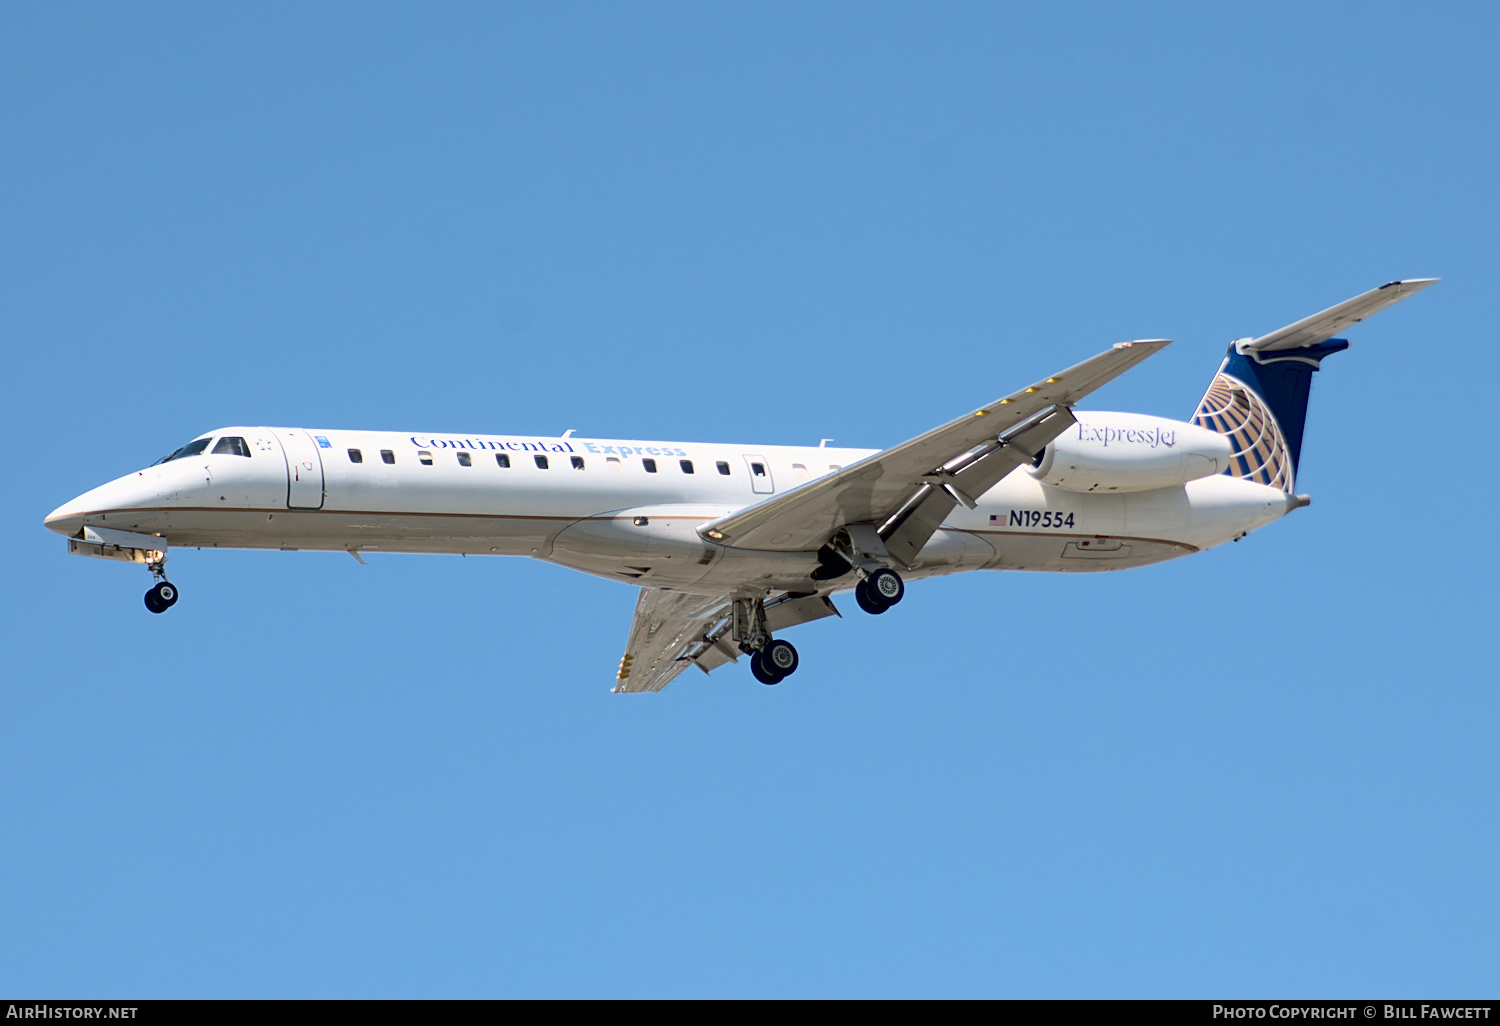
[44, 279, 1436, 692]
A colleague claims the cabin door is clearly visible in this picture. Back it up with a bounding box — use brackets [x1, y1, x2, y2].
[275, 429, 326, 510]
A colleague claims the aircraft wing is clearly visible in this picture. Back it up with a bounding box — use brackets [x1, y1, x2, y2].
[1245, 278, 1438, 352]
[612, 588, 731, 693]
[697, 340, 1170, 556]
[610, 588, 843, 693]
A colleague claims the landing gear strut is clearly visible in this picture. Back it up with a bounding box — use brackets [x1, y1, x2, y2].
[733, 595, 800, 685]
[143, 556, 179, 614]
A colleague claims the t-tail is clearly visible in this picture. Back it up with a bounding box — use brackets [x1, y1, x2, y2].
[1191, 278, 1438, 491]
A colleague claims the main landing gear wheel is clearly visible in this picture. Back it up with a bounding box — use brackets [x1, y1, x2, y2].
[763, 639, 798, 678]
[144, 581, 179, 614]
[854, 580, 886, 615]
[855, 568, 904, 614]
[750, 639, 800, 685]
[867, 568, 904, 607]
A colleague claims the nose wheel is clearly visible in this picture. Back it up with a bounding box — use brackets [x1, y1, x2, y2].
[143, 555, 179, 614]
[144, 581, 179, 614]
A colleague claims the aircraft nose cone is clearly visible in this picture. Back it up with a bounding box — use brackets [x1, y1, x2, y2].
[43, 498, 86, 537]
[43, 472, 163, 537]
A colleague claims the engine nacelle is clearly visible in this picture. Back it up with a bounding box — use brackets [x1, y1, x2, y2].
[1028, 412, 1232, 493]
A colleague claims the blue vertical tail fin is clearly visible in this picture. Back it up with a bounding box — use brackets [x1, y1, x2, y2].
[1190, 279, 1437, 492]
[1191, 340, 1347, 491]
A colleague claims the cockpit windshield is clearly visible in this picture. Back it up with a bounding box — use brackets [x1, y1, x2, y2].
[153, 437, 213, 465]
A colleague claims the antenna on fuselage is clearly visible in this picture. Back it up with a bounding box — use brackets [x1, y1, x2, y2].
[562, 428, 575, 438]
[819, 438, 833, 447]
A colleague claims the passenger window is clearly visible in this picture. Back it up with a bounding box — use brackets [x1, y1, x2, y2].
[792, 463, 808, 479]
[751, 462, 766, 477]
[571, 456, 585, 470]
[716, 461, 731, 475]
[212, 436, 251, 458]
[642, 458, 657, 473]
[535, 455, 549, 469]
[419, 451, 434, 465]
[347, 448, 363, 463]
[381, 450, 395, 464]
[606, 457, 622, 471]
[496, 453, 510, 468]
[680, 460, 694, 474]
[457, 452, 472, 467]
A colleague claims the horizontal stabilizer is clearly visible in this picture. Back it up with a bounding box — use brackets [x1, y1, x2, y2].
[1245, 278, 1438, 352]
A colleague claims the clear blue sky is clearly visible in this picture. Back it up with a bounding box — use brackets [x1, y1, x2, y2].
[2, 2, 1495, 998]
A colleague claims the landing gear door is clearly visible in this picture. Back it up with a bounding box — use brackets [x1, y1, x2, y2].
[742, 454, 774, 495]
[273, 429, 326, 510]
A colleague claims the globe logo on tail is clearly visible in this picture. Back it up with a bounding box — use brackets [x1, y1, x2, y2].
[1191, 372, 1294, 491]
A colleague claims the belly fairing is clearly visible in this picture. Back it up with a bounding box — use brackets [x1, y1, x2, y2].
[548, 504, 735, 586]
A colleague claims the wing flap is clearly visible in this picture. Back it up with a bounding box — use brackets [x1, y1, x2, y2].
[882, 406, 1076, 567]
[612, 589, 729, 694]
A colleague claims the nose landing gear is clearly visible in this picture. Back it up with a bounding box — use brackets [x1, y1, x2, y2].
[144, 581, 179, 614]
[143, 557, 179, 614]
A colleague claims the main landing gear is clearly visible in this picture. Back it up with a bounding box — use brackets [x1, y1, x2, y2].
[750, 639, 799, 685]
[818, 531, 906, 617]
[143, 556, 179, 614]
[731, 563, 905, 686]
[854, 567, 904, 615]
[733, 596, 800, 686]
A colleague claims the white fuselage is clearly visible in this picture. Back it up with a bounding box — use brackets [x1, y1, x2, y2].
[44, 418, 1296, 596]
